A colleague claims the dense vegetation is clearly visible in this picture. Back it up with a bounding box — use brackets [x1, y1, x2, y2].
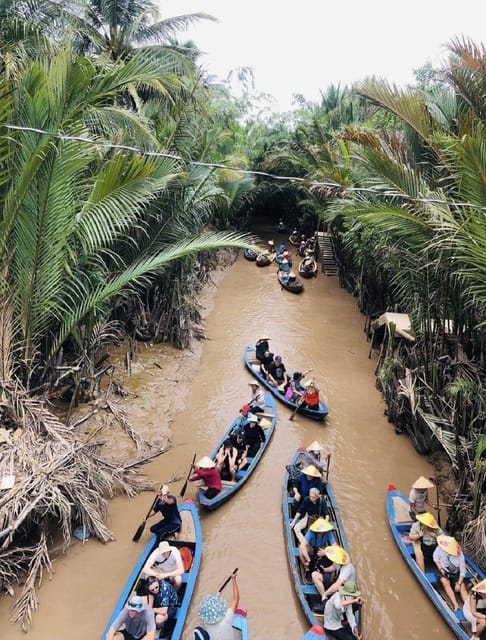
[0, 0, 486, 627]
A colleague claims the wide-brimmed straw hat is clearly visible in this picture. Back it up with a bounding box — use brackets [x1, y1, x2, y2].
[472, 579, 486, 594]
[198, 593, 227, 625]
[304, 379, 315, 388]
[248, 381, 260, 387]
[306, 440, 325, 452]
[437, 535, 461, 556]
[339, 581, 361, 597]
[158, 540, 171, 554]
[196, 456, 216, 469]
[301, 464, 321, 478]
[258, 335, 270, 341]
[412, 476, 434, 489]
[415, 512, 439, 529]
[309, 517, 334, 533]
[324, 544, 350, 565]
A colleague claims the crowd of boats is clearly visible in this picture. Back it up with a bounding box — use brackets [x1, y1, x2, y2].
[101, 333, 486, 640]
[243, 226, 319, 292]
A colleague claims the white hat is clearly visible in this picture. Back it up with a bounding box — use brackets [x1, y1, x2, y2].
[158, 540, 171, 554]
[161, 485, 170, 495]
[247, 413, 258, 422]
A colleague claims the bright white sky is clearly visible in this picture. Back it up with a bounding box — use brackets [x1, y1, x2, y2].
[159, 1, 486, 112]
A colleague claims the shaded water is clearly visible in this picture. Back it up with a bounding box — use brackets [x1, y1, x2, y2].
[0, 226, 453, 639]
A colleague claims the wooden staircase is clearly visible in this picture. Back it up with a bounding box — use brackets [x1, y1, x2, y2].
[316, 232, 338, 276]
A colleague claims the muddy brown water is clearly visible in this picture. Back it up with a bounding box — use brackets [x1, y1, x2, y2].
[0, 226, 454, 639]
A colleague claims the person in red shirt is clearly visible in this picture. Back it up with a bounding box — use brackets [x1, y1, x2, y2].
[301, 380, 320, 409]
[190, 456, 222, 499]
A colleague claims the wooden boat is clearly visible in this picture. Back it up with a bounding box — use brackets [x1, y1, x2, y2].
[283, 449, 356, 630]
[243, 346, 328, 420]
[233, 607, 249, 639]
[386, 485, 486, 640]
[101, 499, 202, 640]
[298, 256, 318, 279]
[199, 393, 277, 511]
[256, 251, 275, 267]
[289, 229, 300, 246]
[243, 247, 258, 261]
[301, 625, 326, 639]
[277, 269, 304, 294]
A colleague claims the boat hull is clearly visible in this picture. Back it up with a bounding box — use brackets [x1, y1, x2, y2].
[386, 486, 485, 640]
[198, 394, 277, 511]
[101, 500, 202, 640]
[243, 346, 328, 420]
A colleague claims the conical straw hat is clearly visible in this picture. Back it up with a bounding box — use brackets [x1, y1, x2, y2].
[412, 476, 434, 489]
[306, 440, 325, 452]
[309, 517, 334, 533]
[472, 579, 486, 594]
[437, 535, 460, 556]
[324, 544, 350, 565]
[196, 456, 216, 469]
[301, 465, 321, 478]
[415, 512, 439, 529]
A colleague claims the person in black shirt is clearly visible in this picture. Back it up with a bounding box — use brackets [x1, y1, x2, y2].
[255, 336, 270, 363]
[266, 354, 289, 388]
[242, 414, 266, 457]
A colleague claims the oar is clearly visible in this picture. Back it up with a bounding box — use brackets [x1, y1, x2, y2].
[325, 454, 332, 482]
[132, 485, 162, 542]
[432, 475, 442, 528]
[289, 396, 304, 421]
[218, 567, 238, 593]
[180, 452, 197, 498]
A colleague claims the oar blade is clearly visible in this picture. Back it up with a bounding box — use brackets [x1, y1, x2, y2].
[132, 521, 145, 543]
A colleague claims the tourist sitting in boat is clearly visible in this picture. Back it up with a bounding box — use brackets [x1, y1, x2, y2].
[305, 236, 316, 253]
[408, 511, 442, 573]
[190, 456, 222, 500]
[233, 404, 251, 436]
[259, 349, 274, 379]
[290, 486, 327, 545]
[105, 594, 156, 640]
[247, 381, 265, 414]
[300, 379, 320, 409]
[145, 575, 178, 634]
[255, 335, 270, 363]
[463, 578, 486, 640]
[298, 237, 307, 256]
[143, 540, 185, 591]
[215, 439, 239, 481]
[323, 581, 363, 640]
[277, 241, 286, 255]
[143, 484, 182, 543]
[233, 432, 249, 470]
[291, 464, 323, 511]
[314, 544, 356, 603]
[433, 534, 468, 610]
[242, 413, 266, 457]
[194, 572, 240, 640]
[285, 371, 306, 402]
[266, 354, 289, 388]
[409, 475, 435, 520]
[300, 517, 335, 569]
[301, 256, 315, 275]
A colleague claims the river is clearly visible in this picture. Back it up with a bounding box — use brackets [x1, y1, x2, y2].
[0, 225, 453, 639]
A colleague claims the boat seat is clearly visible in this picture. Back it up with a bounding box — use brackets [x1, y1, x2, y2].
[235, 469, 247, 480]
[425, 571, 438, 583]
[292, 547, 300, 557]
[181, 572, 189, 583]
[455, 609, 466, 622]
[301, 585, 319, 595]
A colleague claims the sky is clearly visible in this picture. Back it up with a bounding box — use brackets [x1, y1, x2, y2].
[159, 1, 486, 112]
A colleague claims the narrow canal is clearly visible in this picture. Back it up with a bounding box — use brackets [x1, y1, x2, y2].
[0, 224, 453, 639]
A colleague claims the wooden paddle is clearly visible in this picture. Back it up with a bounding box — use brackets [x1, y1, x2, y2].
[180, 452, 197, 498]
[432, 475, 442, 527]
[289, 396, 304, 421]
[218, 567, 238, 593]
[325, 454, 332, 482]
[132, 485, 163, 542]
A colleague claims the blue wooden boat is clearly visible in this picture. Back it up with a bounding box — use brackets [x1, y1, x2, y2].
[387, 485, 486, 640]
[283, 449, 354, 630]
[243, 346, 328, 421]
[301, 625, 325, 639]
[101, 499, 202, 640]
[243, 247, 258, 261]
[199, 394, 277, 511]
[233, 607, 249, 639]
[278, 269, 304, 294]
